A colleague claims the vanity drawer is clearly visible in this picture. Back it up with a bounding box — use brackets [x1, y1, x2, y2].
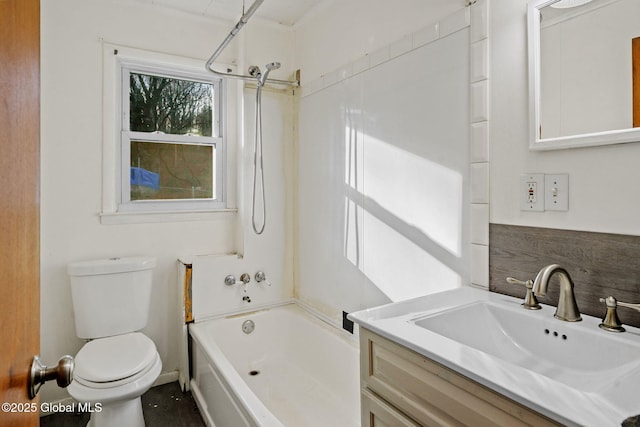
[360, 329, 561, 427]
[361, 388, 421, 427]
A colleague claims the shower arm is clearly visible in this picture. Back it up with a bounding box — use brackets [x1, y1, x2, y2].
[204, 0, 299, 87]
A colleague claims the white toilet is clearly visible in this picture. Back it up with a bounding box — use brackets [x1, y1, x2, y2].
[67, 257, 162, 427]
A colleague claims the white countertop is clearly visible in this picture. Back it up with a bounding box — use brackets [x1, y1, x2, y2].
[348, 286, 640, 427]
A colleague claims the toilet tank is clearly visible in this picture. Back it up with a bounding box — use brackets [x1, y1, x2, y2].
[67, 257, 156, 339]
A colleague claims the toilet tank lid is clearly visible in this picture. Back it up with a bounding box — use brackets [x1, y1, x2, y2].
[68, 256, 156, 277]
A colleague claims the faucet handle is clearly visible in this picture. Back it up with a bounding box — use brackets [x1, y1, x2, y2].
[506, 277, 530, 286]
[598, 296, 626, 332]
[599, 296, 640, 333]
[613, 299, 640, 313]
[255, 271, 271, 286]
[506, 277, 541, 310]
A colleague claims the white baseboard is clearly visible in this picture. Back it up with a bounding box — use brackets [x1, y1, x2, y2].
[152, 370, 180, 387]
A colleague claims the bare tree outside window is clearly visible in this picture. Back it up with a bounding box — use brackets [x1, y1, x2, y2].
[129, 73, 213, 136]
[128, 73, 216, 201]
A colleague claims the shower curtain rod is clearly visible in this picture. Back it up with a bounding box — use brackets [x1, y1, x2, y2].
[205, 0, 299, 87]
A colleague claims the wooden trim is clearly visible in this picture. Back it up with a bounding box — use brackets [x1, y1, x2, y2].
[184, 264, 193, 323]
[633, 37, 640, 127]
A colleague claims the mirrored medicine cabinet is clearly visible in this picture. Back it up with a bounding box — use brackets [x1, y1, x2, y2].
[528, 0, 640, 150]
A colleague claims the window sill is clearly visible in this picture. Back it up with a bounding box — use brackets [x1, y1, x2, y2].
[99, 208, 237, 225]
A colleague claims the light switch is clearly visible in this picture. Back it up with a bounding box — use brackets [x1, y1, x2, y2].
[545, 174, 569, 211]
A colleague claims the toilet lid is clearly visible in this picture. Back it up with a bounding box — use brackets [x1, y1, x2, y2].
[75, 332, 157, 383]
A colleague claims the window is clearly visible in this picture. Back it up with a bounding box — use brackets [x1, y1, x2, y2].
[119, 61, 225, 212]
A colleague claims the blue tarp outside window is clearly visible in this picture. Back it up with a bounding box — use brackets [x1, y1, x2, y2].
[130, 167, 160, 190]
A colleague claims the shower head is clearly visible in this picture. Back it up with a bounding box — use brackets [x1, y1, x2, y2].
[265, 62, 281, 71]
[257, 62, 281, 86]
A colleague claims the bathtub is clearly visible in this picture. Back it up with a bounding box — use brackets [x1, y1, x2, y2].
[189, 303, 360, 427]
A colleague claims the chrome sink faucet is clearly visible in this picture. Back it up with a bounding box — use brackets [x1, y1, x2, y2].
[532, 264, 582, 322]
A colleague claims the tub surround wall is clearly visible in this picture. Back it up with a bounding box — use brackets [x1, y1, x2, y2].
[185, 253, 293, 322]
[469, 0, 491, 289]
[295, 3, 493, 324]
[490, 224, 640, 328]
[297, 20, 471, 324]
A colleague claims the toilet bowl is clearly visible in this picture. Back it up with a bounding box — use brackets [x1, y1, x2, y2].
[67, 334, 162, 427]
[67, 257, 161, 427]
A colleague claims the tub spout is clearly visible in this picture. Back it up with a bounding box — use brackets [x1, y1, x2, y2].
[532, 264, 581, 322]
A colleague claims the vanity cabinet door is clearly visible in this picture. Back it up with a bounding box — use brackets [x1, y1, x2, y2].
[361, 389, 421, 427]
[360, 329, 561, 427]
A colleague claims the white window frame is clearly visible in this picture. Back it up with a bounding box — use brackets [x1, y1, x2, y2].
[101, 44, 238, 224]
[96, 40, 242, 225]
[118, 60, 226, 212]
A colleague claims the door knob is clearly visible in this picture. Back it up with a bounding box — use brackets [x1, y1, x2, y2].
[28, 355, 74, 399]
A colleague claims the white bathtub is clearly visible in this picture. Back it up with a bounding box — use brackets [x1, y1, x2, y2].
[189, 303, 360, 427]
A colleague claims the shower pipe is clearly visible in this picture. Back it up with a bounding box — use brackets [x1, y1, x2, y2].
[204, 0, 299, 87]
[252, 76, 266, 234]
[249, 61, 280, 234]
[205, 0, 296, 234]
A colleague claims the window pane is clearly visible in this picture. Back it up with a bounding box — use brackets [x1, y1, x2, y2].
[130, 73, 213, 136]
[130, 141, 214, 200]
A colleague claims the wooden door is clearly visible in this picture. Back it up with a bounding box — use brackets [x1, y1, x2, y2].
[0, 0, 41, 425]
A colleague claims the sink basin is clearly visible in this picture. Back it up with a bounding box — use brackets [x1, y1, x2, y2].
[411, 300, 640, 392]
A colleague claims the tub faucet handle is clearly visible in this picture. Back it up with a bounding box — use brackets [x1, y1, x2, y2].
[255, 271, 271, 286]
[506, 276, 541, 310]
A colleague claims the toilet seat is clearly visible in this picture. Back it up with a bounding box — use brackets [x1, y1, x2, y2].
[74, 332, 158, 389]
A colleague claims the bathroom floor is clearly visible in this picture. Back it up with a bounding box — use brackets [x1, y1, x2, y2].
[40, 381, 205, 427]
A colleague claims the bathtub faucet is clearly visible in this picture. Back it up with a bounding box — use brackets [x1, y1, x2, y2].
[242, 295, 251, 303]
[239, 273, 251, 293]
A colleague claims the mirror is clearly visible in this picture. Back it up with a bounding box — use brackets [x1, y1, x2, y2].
[528, 0, 640, 150]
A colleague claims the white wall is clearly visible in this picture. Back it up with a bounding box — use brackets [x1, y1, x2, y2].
[293, 0, 464, 83]
[491, 0, 640, 236]
[294, 4, 471, 321]
[40, 0, 294, 404]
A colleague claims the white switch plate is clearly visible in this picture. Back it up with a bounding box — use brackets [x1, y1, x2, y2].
[520, 174, 544, 212]
[545, 174, 569, 211]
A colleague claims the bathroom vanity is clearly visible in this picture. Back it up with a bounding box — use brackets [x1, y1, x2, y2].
[358, 327, 559, 426]
[349, 286, 640, 427]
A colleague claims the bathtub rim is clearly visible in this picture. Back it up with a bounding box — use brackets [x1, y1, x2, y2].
[191, 298, 359, 345]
